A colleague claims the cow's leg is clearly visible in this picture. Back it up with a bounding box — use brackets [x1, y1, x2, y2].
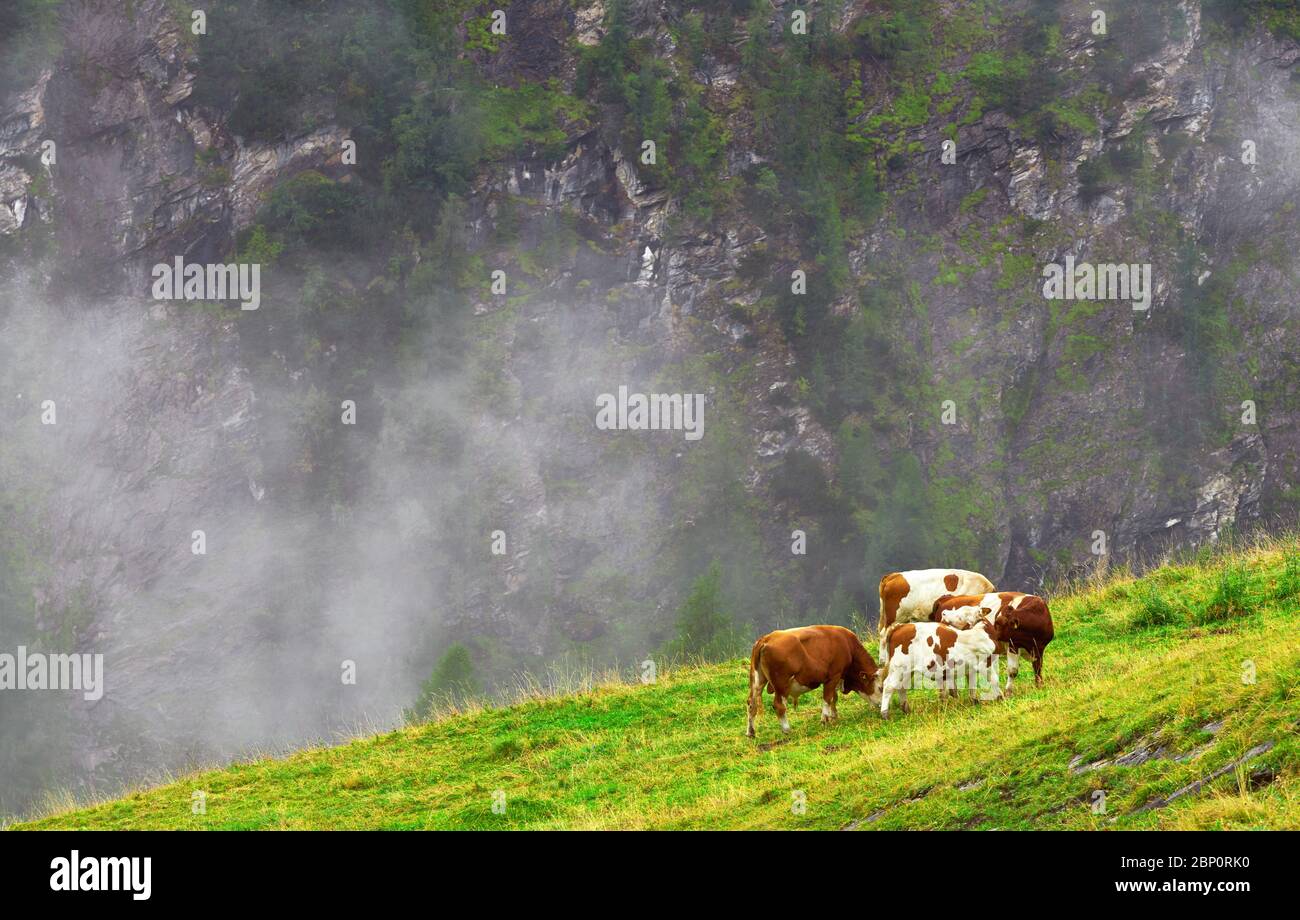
[1033, 648, 1045, 687]
[880, 669, 899, 720]
[985, 657, 1003, 702]
[1005, 649, 1020, 694]
[774, 693, 790, 733]
[821, 679, 839, 723]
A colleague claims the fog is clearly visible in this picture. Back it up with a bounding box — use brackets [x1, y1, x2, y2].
[0, 243, 675, 818]
[0, 279, 428, 811]
[3, 0, 1299, 822]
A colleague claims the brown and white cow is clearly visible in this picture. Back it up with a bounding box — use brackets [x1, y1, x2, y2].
[878, 619, 1010, 718]
[747, 625, 882, 737]
[930, 592, 1055, 691]
[877, 568, 995, 659]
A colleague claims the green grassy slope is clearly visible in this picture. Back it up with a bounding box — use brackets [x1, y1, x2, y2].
[12, 539, 1300, 830]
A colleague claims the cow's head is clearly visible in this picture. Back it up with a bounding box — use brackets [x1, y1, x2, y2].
[930, 594, 955, 620]
[845, 657, 883, 704]
[992, 611, 1019, 643]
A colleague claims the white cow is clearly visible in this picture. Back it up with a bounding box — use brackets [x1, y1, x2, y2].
[878, 620, 1006, 718]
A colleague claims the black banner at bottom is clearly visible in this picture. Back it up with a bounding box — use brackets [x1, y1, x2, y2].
[0, 830, 1280, 906]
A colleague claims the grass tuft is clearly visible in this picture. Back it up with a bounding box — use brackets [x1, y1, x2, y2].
[1194, 565, 1253, 626]
[1273, 553, 1300, 602]
[1127, 581, 1184, 630]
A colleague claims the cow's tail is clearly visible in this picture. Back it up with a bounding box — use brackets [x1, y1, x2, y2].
[878, 620, 907, 664]
[749, 637, 769, 694]
[746, 637, 770, 736]
[877, 574, 891, 636]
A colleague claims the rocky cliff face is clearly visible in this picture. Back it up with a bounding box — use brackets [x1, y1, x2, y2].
[1, 0, 1297, 815]
[858, 6, 1300, 584]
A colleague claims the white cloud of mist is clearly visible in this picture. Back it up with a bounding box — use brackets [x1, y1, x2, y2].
[0, 276, 467, 815]
[0, 263, 680, 819]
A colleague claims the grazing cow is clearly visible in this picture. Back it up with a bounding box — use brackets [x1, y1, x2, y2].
[747, 625, 882, 737]
[930, 592, 1055, 691]
[879, 619, 1010, 718]
[877, 568, 995, 658]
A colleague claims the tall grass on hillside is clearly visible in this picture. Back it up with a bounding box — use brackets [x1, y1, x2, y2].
[1273, 552, 1300, 602]
[1127, 580, 1185, 630]
[1194, 565, 1253, 626]
[11, 531, 1300, 831]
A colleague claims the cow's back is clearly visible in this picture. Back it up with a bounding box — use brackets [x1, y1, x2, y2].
[932, 591, 1002, 624]
[752, 625, 858, 689]
[879, 569, 996, 635]
[885, 620, 995, 675]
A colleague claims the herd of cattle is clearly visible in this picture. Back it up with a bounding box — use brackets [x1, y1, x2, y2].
[746, 568, 1055, 737]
